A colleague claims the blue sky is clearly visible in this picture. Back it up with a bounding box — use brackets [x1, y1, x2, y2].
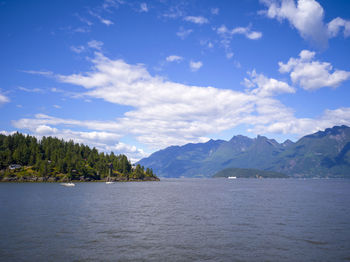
[1, 0, 350, 161]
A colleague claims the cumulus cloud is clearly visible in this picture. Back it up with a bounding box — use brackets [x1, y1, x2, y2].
[106, 142, 148, 163]
[261, 0, 350, 48]
[327, 17, 350, 38]
[189, 60, 203, 71]
[23, 53, 258, 148]
[0, 130, 17, 136]
[15, 52, 350, 154]
[243, 70, 295, 97]
[279, 50, 350, 90]
[11, 119, 145, 161]
[166, 55, 183, 63]
[184, 16, 209, 25]
[250, 107, 350, 136]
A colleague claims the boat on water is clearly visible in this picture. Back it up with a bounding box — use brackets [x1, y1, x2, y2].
[228, 176, 237, 179]
[106, 162, 115, 184]
[60, 182, 75, 187]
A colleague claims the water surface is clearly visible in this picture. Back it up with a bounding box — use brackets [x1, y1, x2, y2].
[1, 179, 350, 261]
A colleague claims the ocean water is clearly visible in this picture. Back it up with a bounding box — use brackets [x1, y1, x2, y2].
[0, 179, 350, 262]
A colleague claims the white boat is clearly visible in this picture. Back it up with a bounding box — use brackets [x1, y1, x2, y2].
[60, 182, 75, 187]
[228, 176, 237, 179]
[106, 181, 115, 184]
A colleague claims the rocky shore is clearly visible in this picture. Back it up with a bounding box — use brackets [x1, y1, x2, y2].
[0, 175, 160, 182]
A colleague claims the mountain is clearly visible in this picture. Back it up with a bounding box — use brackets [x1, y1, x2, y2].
[138, 125, 350, 178]
[272, 125, 350, 177]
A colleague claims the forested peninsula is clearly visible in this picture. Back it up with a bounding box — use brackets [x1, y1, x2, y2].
[0, 132, 159, 182]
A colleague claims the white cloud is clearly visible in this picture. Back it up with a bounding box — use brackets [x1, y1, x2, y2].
[27, 53, 258, 148]
[88, 10, 114, 26]
[279, 50, 350, 90]
[11, 118, 147, 161]
[176, 27, 193, 39]
[100, 18, 113, 26]
[73, 27, 90, 33]
[0, 92, 10, 105]
[0, 130, 17, 136]
[14, 121, 122, 147]
[17, 86, 43, 93]
[87, 40, 104, 50]
[53, 105, 61, 109]
[189, 60, 203, 71]
[211, 8, 219, 15]
[106, 142, 148, 163]
[261, 0, 350, 48]
[327, 17, 350, 38]
[217, 24, 262, 40]
[70, 45, 85, 53]
[102, 0, 123, 11]
[216, 24, 261, 59]
[166, 55, 183, 63]
[15, 53, 350, 153]
[70, 40, 103, 54]
[184, 16, 209, 25]
[13, 119, 147, 160]
[75, 14, 93, 26]
[140, 3, 148, 12]
[162, 4, 186, 19]
[250, 107, 350, 136]
[243, 70, 295, 97]
[199, 40, 214, 49]
[22, 70, 53, 76]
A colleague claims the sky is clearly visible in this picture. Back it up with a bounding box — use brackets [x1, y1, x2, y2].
[1, 0, 350, 162]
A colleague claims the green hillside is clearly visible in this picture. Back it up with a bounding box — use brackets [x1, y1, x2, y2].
[0, 132, 159, 182]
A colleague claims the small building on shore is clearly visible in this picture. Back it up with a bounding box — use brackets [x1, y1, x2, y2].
[9, 164, 22, 170]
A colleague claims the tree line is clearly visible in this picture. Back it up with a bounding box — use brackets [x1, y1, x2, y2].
[0, 132, 157, 181]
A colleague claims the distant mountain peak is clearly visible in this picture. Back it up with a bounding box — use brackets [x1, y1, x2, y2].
[282, 139, 294, 147]
[305, 125, 350, 139]
[138, 125, 350, 178]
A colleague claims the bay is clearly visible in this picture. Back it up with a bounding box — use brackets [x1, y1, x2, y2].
[1, 179, 350, 261]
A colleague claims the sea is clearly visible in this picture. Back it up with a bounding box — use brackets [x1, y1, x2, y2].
[0, 178, 350, 262]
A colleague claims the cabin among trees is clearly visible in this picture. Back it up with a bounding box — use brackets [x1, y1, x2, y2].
[0, 132, 157, 182]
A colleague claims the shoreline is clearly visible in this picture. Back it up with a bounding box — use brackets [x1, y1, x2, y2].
[0, 176, 160, 183]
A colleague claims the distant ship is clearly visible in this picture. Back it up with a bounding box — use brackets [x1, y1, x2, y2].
[60, 182, 75, 187]
[228, 176, 237, 179]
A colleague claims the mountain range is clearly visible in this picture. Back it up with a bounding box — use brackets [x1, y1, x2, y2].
[138, 125, 350, 178]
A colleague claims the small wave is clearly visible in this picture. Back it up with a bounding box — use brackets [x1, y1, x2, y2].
[305, 239, 328, 245]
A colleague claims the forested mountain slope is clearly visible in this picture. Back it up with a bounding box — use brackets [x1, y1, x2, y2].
[139, 125, 350, 178]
